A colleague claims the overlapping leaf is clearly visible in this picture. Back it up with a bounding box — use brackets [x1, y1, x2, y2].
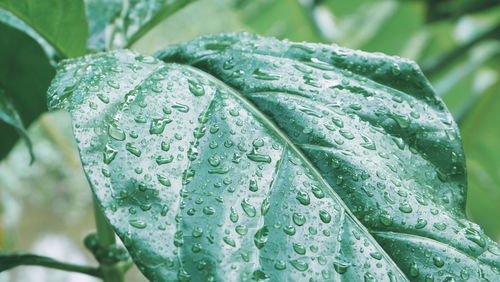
[85, 0, 196, 50]
[49, 33, 500, 281]
[0, 14, 54, 160]
[0, 0, 88, 58]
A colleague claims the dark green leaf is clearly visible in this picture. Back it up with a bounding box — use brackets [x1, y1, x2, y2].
[49, 33, 500, 280]
[0, 19, 54, 161]
[0, 0, 88, 58]
[0, 90, 33, 162]
[420, 0, 500, 22]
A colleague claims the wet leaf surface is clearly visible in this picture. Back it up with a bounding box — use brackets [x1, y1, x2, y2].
[49, 33, 500, 281]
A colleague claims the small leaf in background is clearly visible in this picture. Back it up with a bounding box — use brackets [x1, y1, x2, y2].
[0, 91, 33, 163]
[85, 0, 122, 50]
[85, 0, 197, 49]
[235, 0, 324, 42]
[0, 0, 88, 58]
[48, 33, 500, 280]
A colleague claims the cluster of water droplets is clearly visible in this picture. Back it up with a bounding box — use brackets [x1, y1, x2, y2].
[155, 33, 499, 280]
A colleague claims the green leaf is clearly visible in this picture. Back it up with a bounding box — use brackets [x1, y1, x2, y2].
[86, 0, 196, 49]
[0, 90, 33, 163]
[235, 0, 324, 42]
[0, 18, 54, 161]
[84, 0, 122, 50]
[460, 74, 500, 241]
[419, 0, 500, 22]
[48, 33, 500, 280]
[0, 0, 88, 58]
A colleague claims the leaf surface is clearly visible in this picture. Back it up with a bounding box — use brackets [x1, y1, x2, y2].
[0, 90, 33, 162]
[0, 16, 54, 161]
[85, 0, 196, 49]
[0, 0, 88, 58]
[49, 33, 500, 281]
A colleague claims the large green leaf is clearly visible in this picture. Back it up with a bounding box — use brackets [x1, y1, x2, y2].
[48, 33, 500, 280]
[0, 18, 54, 161]
[0, 0, 88, 58]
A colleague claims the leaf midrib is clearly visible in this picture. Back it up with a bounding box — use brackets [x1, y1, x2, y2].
[182, 64, 409, 280]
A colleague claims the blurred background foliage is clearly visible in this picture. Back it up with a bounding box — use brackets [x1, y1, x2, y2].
[1, 0, 499, 281]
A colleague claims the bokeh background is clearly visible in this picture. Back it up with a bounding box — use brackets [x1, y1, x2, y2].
[1, 0, 499, 281]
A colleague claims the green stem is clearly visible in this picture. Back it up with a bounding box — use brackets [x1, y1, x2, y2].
[93, 198, 125, 282]
[422, 23, 500, 76]
[0, 253, 102, 278]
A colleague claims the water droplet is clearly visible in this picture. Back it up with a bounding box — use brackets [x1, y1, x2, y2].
[126, 143, 141, 157]
[464, 227, 486, 247]
[247, 152, 272, 163]
[311, 185, 325, 198]
[241, 199, 256, 217]
[361, 136, 376, 150]
[415, 218, 427, 229]
[283, 225, 296, 236]
[433, 256, 444, 268]
[223, 236, 236, 247]
[150, 118, 172, 134]
[433, 222, 447, 231]
[107, 80, 120, 89]
[103, 144, 118, 164]
[289, 259, 308, 272]
[129, 219, 147, 229]
[172, 102, 190, 113]
[156, 155, 174, 165]
[108, 124, 126, 141]
[230, 207, 239, 223]
[390, 113, 410, 128]
[97, 94, 109, 103]
[292, 213, 306, 226]
[203, 206, 215, 215]
[319, 210, 331, 223]
[370, 252, 382, 260]
[339, 130, 354, 140]
[379, 212, 394, 227]
[293, 243, 306, 255]
[364, 272, 376, 282]
[274, 260, 286, 270]
[409, 262, 419, 277]
[331, 117, 344, 128]
[192, 227, 203, 237]
[399, 201, 413, 213]
[252, 68, 280, 80]
[235, 225, 248, 235]
[333, 260, 350, 274]
[188, 79, 205, 96]
[249, 179, 258, 192]
[296, 191, 311, 205]
[254, 226, 269, 249]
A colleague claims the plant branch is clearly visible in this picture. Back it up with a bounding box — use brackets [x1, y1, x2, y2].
[422, 23, 500, 76]
[0, 253, 102, 278]
[92, 198, 126, 282]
